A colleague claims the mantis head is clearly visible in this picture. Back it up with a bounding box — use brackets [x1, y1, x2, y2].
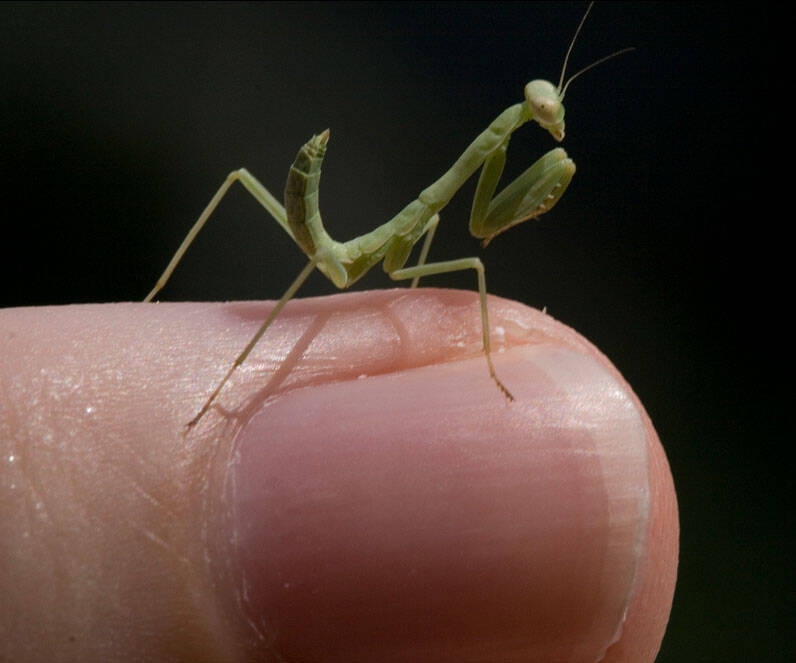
[524, 80, 565, 142]
[524, 2, 633, 145]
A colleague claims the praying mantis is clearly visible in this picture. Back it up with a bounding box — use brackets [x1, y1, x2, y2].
[144, 3, 631, 429]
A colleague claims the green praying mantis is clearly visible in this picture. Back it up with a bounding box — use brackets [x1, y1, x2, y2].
[144, 3, 631, 429]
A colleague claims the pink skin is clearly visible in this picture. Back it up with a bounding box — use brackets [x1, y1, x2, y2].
[0, 289, 677, 662]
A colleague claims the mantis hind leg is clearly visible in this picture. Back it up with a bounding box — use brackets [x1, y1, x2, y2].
[389, 256, 513, 401]
[185, 257, 318, 429]
[184, 246, 346, 429]
[144, 168, 292, 302]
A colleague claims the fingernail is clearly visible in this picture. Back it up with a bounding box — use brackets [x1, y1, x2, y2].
[227, 343, 650, 661]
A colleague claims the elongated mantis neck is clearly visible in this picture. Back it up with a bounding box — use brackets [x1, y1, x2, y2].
[416, 103, 533, 214]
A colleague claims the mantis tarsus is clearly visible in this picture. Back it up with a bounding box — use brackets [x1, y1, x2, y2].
[144, 3, 630, 429]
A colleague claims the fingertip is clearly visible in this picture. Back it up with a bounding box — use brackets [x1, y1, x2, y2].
[2, 294, 677, 661]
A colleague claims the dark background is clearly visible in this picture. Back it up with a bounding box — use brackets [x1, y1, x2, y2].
[1, 3, 787, 661]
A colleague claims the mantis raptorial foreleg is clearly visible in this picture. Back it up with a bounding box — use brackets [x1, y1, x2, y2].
[472, 147, 574, 247]
[408, 144, 572, 283]
[145, 2, 632, 429]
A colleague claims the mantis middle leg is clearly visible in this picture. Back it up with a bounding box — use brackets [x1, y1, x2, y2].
[390, 256, 513, 400]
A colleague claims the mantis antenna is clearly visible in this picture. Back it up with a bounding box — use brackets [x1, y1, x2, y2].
[560, 47, 636, 101]
[558, 2, 635, 100]
[557, 0, 595, 93]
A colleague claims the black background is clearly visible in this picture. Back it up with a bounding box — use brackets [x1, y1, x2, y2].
[1, 3, 787, 661]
